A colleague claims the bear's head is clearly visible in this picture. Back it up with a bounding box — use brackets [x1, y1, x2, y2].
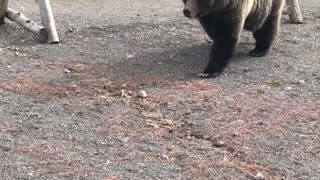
[182, 0, 229, 18]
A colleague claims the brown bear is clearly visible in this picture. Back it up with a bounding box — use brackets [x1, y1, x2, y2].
[182, 0, 285, 78]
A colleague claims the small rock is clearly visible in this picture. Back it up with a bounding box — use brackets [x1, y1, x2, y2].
[64, 69, 71, 74]
[254, 172, 265, 180]
[297, 80, 306, 85]
[166, 147, 173, 152]
[232, 132, 239, 137]
[120, 90, 126, 98]
[121, 84, 127, 88]
[285, 86, 293, 90]
[158, 154, 169, 161]
[67, 28, 76, 33]
[137, 90, 147, 98]
[120, 137, 130, 143]
[213, 140, 226, 147]
[126, 54, 134, 59]
[257, 89, 265, 94]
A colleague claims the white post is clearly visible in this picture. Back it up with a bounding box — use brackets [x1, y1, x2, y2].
[286, 0, 303, 23]
[0, 0, 9, 24]
[38, 0, 59, 44]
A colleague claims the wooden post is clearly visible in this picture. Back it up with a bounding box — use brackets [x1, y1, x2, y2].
[0, 0, 59, 43]
[286, 0, 303, 23]
[0, 0, 8, 24]
[6, 8, 48, 38]
[38, 0, 59, 44]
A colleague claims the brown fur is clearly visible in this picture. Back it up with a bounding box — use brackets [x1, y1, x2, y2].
[182, 0, 285, 78]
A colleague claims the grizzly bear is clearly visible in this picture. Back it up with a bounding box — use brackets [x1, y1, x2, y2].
[182, 0, 285, 78]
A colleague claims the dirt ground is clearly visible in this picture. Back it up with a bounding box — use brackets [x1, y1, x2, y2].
[0, 0, 319, 179]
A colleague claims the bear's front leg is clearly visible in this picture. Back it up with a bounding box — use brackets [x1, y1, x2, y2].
[198, 36, 238, 78]
[198, 12, 244, 78]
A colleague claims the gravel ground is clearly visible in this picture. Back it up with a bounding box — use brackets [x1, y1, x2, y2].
[0, 0, 319, 179]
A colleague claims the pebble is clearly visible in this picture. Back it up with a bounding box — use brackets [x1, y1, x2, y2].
[137, 90, 147, 98]
[159, 154, 169, 161]
[126, 54, 134, 59]
[257, 89, 265, 94]
[285, 86, 293, 90]
[297, 80, 306, 85]
[67, 28, 76, 33]
[254, 172, 265, 180]
[120, 137, 130, 143]
[232, 132, 239, 137]
[64, 68, 71, 74]
[213, 140, 226, 147]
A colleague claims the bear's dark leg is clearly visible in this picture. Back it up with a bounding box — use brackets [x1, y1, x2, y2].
[198, 36, 238, 78]
[198, 15, 241, 78]
[249, 15, 280, 57]
[199, 16, 216, 40]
